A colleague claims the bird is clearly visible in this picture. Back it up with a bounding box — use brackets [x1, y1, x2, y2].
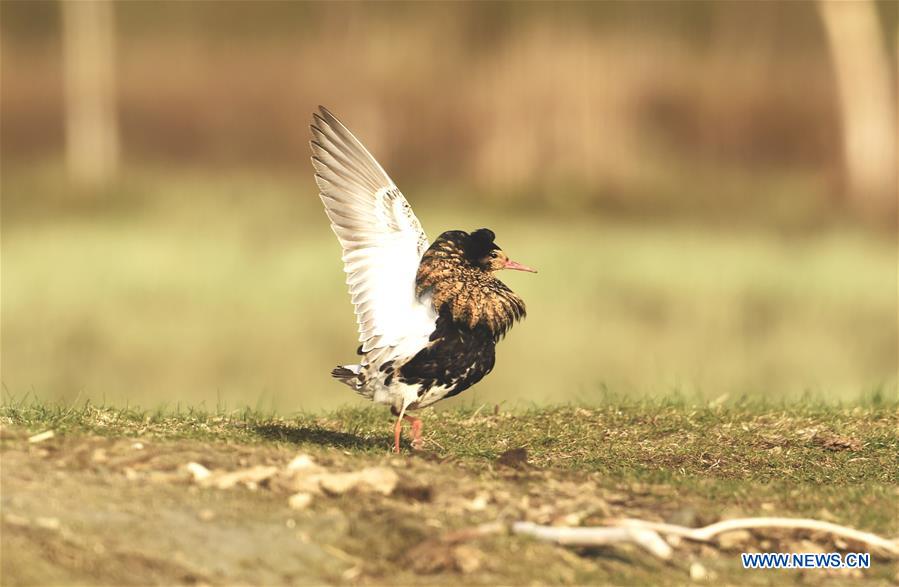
[310, 106, 536, 453]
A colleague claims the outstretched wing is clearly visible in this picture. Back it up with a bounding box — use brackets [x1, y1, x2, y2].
[311, 106, 436, 355]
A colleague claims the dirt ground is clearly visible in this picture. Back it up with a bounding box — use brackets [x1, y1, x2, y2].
[2, 413, 898, 587]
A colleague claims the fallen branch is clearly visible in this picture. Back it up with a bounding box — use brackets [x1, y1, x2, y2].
[611, 517, 899, 558]
[512, 522, 674, 560]
[513, 517, 899, 561]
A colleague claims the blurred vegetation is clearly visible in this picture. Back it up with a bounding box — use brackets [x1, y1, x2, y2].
[3, 1, 897, 222]
[1, 2, 896, 411]
[2, 169, 895, 411]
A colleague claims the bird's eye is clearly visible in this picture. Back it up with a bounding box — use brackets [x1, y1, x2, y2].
[490, 251, 499, 258]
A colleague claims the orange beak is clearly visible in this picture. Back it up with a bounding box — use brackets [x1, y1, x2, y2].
[503, 259, 537, 273]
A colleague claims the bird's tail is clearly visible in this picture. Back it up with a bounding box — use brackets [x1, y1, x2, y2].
[331, 364, 362, 389]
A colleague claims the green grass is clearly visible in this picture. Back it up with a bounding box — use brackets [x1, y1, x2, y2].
[2, 169, 896, 413]
[4, 399, 896, 485]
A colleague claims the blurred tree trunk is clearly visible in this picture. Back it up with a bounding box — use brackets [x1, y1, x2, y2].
[818, 0, 897, 224]
[62, 0, 119, 187]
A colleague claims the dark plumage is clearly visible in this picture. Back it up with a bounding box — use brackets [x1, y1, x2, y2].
[399, 305, 496, 400]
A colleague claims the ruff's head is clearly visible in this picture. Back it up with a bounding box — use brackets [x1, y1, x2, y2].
[464, 228, 537, 274]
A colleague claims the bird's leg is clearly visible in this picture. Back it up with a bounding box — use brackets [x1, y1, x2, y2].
[404, 415, 423, 450]
[393, 413, 404, 454]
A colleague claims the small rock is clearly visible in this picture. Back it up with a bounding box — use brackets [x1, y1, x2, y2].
[287, 454, 321, 472]
[689, 562, 708, 581]
[185, 462, 212, 482]
[212, 465, 279, 490]
[288, 492, 314, 510]
[466, 493, 489, 512]
[717, 530, 752, 550]
[285, 474, 324, 495]
[131, 442, 144, 450]
[359, 468, 399, 495]
[197, 509, 215, 521]
[318, 467, 398, 496]
[497, 448, 529, 469]
[317, 473, 361, 495]
[28, 430, 54, 444]
[453, 545, 483, 574]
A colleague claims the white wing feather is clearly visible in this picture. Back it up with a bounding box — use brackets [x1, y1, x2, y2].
[310, 107, 436, 356]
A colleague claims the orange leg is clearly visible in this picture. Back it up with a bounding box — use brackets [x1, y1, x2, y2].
[405, 415, 423, 450]
[392, 413, 424, 453]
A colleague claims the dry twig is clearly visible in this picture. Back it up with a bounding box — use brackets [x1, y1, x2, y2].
[512, 522, 674, 560]
[514, 517, 899, 561]
[610, 517, 899, 558]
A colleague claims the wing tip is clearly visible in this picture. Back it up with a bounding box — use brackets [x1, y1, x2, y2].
[314, 105, 338, 128]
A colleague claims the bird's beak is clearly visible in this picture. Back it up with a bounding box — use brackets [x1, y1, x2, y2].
[503, 259, 537, 273]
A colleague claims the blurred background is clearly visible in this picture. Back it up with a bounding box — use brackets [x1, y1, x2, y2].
[2, 1, 896, 412]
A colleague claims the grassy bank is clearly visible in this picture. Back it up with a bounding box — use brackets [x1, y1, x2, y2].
[2, 402, 897, 585]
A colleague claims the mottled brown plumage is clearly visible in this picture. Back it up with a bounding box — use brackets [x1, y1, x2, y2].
[415, 230, 527, 339]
